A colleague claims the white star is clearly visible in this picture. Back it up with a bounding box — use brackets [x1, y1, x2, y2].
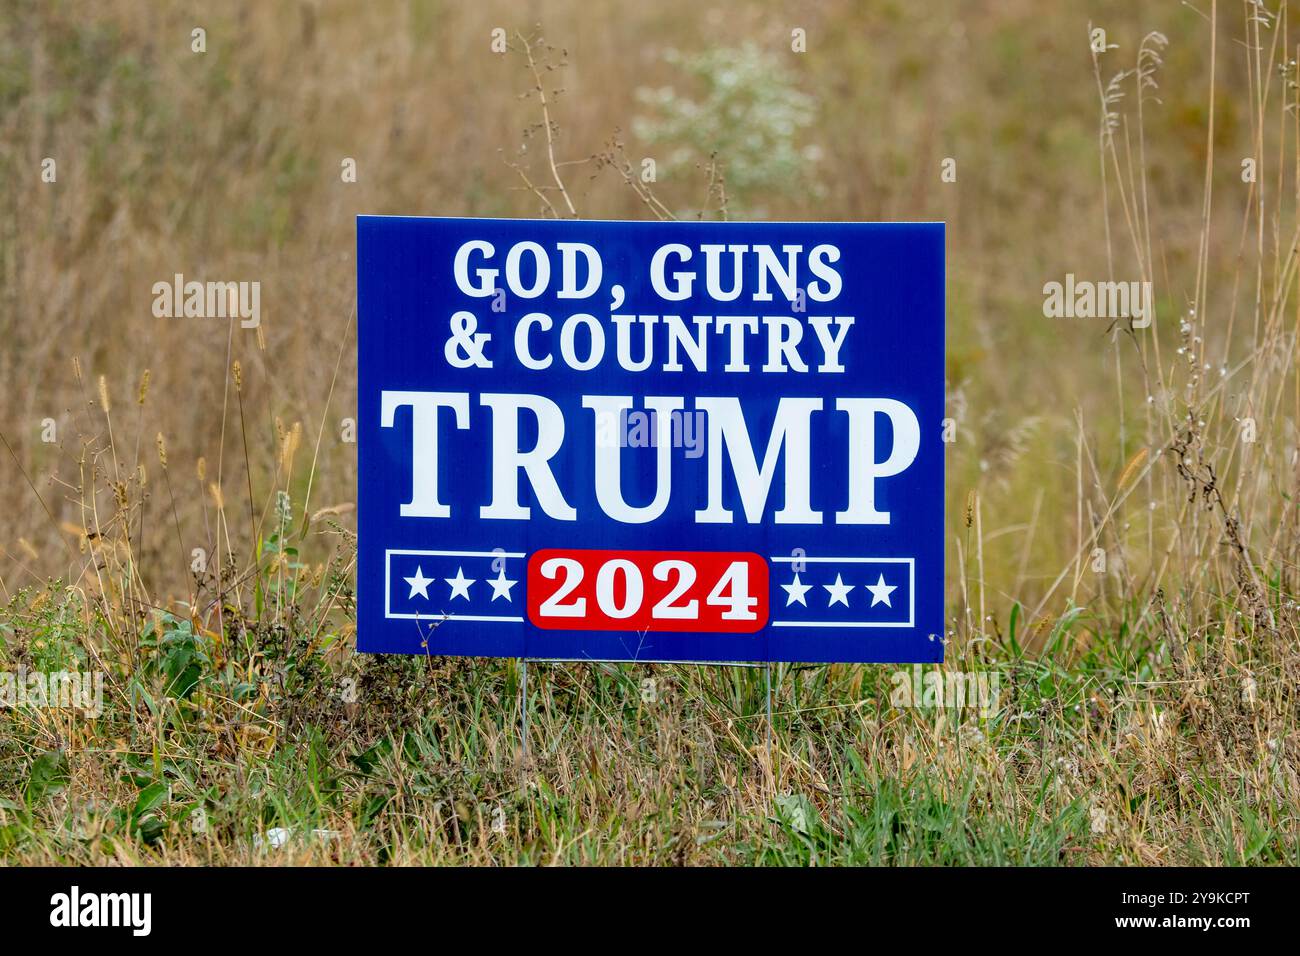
[866, 573, 897, 608]
[445, 566, 475, 601]
[404, 566, 434, 600]
[488, 568, 517, 603]
[781, 572, 812, 607]
[823, 573, 854, 607]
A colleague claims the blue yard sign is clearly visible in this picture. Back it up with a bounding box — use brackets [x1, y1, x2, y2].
[357, 217, 944, 663]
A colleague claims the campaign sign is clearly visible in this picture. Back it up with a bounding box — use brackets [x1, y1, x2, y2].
[357, 217, 943, 663]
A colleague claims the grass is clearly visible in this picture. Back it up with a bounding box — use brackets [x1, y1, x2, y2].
[1, 0, 1299, 865]
[0, 579, 1293, 865]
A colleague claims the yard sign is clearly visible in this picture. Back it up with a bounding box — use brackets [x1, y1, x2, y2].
[357, 217, 943, 663]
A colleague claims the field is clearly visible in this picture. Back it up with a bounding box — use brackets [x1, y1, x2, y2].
[0, 0, 1298, 865]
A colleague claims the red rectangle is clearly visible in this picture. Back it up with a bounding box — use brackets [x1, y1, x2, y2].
[527, 549, 769, 632]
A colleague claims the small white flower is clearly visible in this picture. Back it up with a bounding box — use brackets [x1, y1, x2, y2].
[256, 827, 293, 850]
[1090, 806, 1108, 834]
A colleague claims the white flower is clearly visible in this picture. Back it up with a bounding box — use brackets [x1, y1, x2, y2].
[254, 826, 339, 850]
[256, 827, 293, 850]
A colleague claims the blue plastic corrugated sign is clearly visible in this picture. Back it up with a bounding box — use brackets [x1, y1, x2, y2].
[357, 216, 943, 663]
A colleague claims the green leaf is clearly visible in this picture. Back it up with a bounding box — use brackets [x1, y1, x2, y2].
[25, 750, 69, 804]
[133, 781, 169, 819]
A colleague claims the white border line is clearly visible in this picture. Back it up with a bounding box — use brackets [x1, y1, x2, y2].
[385, 549, 526, 622]
[768, 556, 915, 628]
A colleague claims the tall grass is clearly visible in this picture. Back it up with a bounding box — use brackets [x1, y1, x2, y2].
[0, 0, 1297, 864]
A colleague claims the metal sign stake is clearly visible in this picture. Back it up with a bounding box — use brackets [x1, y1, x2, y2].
[519, 658, 529, 762]
[765, 660, 773, 789]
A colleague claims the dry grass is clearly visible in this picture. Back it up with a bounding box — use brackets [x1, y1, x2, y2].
[0, 0, 1297, 864]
